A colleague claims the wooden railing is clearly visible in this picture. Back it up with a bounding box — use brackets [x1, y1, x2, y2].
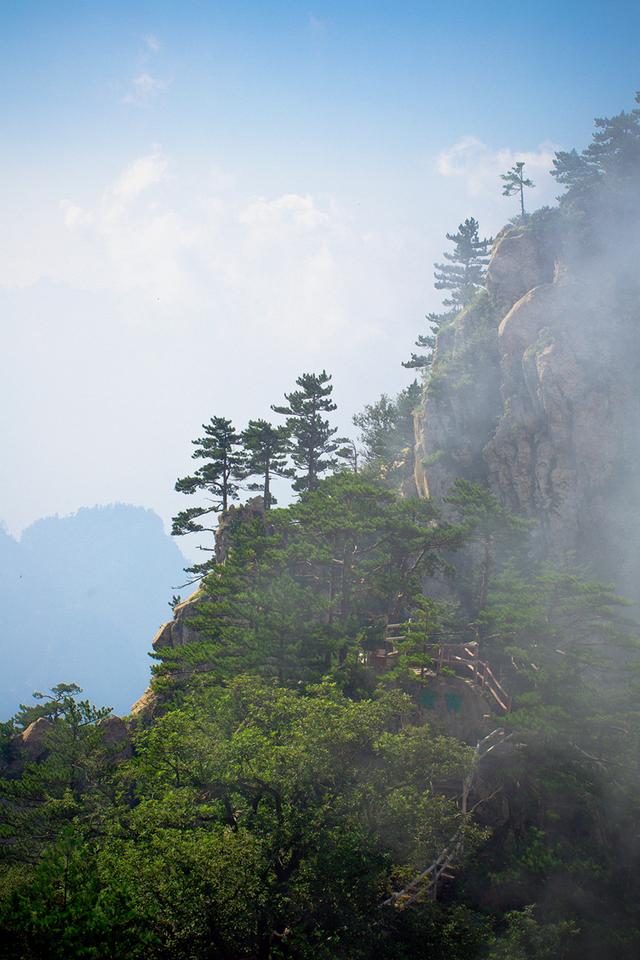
[426, 640, 511, 713]
[379, 728, 510, 910]
[361, 623, 511, 714]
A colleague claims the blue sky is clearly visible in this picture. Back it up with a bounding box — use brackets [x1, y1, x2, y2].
[1, 0, 638, 545]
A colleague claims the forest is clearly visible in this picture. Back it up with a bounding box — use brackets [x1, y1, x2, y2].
[2, 95, 640, 960]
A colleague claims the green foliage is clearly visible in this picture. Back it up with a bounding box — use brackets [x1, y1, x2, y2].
[445, 479, 530, 619]
[155, 473, 468, 695]
[402, 309, 454, 371]
[352, 381, 420, 483]
[172, 416, 244, 579]
[272, 370, 347, 493]
[469, 562, 640, 957]
[501, 161, 535, 217]
[434, 218, 493, 311]
[484, 906, 577, 960]
[0, 679, 480, 959]
[389, 596, 465, 683]
[404, 217, 491, 372]
[482, 564, 637, 716]
[551, 92, 640, 254]
[240, 418, 292, 509]
[422, 289, 499, 404]
[553, 93, 640, 199]
[0, 686, 114, 868]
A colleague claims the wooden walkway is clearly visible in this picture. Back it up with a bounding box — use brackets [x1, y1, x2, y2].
[362, 622, 511, 714]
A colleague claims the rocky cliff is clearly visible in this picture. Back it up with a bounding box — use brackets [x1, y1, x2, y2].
[414, 217, 640, 595]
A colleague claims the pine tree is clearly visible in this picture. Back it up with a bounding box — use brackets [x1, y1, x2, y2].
[552, 93, 640, 213]
[433, 218, 493, 310]
[271, 371, 345, 493]
[172, 417, 243, 578]
[240, 419, 292, 509]
[404, 219, 491, 370]
[501, 161, 535, 217]
[584, 93, 640, 180]
[402, 309, 455, 370]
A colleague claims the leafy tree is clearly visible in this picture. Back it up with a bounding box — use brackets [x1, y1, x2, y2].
[481, 564, 635, 713]
[101, 679, 474, 959]
[240, 419, 292, 509]
[271, 371, 346, 493]
[172, 417, 244, 580]
[352, 381, 420, 481]
[552, 91, 640, 199]
[501, 161, 535, 217]
[484, 906, 577, 960]
[0, 680, 480, 960]
[0, 686, 114, 869]
[433, 218, 493, 311]
[550, 147, 597, 204]
[472, 566, 640, 958]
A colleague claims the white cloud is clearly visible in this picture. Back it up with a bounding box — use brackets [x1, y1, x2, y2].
[35, 150, 432, 359]
[111, 151, 168, 202]
[437, 136, 559, 202]
[123, 72, 167, 106]
[239, 193, 330, 230]
[1, 148, 437, 536]
[143, 34, 161, 52]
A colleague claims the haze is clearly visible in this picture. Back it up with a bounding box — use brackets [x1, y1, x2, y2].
[2, 0, 637, 546]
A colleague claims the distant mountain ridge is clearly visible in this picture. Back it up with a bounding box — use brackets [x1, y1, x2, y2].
[0, 505, 186, 718]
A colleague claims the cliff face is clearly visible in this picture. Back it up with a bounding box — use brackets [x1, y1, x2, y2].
[414, 223, 640, 593]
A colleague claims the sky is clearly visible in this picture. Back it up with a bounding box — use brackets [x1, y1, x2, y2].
[1, 0, 638, 555]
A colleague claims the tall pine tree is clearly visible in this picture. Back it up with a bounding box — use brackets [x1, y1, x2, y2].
[434, 217, 493, 309]
[404, 218, 492, 370]
[501, 161, 535, 217]
[172, 417, 243, 579]
[240, 419, 292, 509]
[552, 92, 640, 222]
[271, 371, 345, 493]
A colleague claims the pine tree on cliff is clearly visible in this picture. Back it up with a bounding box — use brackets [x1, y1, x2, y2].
[404, 218, 492, 369]
[433, 218, 493, 310]
[272, 371, 346, 493]
[172, 417, 243, 575]
[240, 419, 292, 509]
[501, 161, 535, 217]
[552, 92, 640, 218]
[401, 310, 452, 370]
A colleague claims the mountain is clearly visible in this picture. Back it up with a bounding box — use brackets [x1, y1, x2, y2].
[0, 505, 186, 718]
[412, 212, 640, 599]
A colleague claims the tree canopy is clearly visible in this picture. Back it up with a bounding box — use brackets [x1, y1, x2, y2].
[272, 371, 347, 493]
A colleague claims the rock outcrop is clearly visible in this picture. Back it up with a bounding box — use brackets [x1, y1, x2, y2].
[148, 591, 203, 653]
[14, 717, 52, 763]
[129, 591, 204, 719]
[414, 221, 640, 593]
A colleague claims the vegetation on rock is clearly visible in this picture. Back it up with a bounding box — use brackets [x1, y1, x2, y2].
[3, 93, 640, 960]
